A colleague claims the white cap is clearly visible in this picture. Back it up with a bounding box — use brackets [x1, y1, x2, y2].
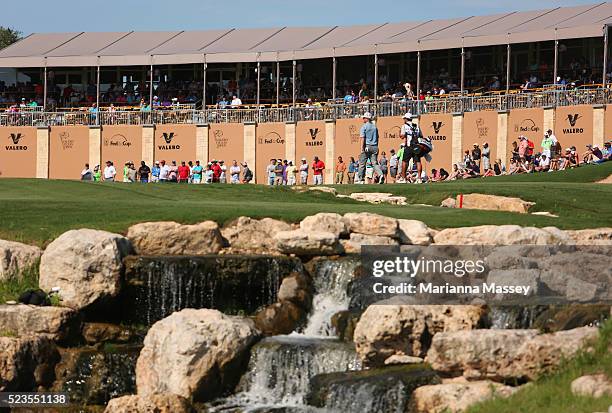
[301, 157, 307, 161]
[402, 112, 412, 120]
[362, 112, 372, 119]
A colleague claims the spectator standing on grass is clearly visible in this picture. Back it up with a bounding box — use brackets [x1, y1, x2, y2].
[282, 160, 289, 185]
[300, 158, 309, 185]
[286, 161, 296, 185]
[242, 162, 253, 183]
[335, 156, 346, 184]
[158, 160, 170, 183]
[151, 161, 160, 183]
[126, 163, 137, 183]
[518, 136, 529, 160]
[389, 149, 398, 183]
[178, 161, 190, 183]
[267, 159, 276, 186]
[204, 164, 214, 183]
[103, 161, 116, 182]
[219, 160, 227, 183]
[211, 161, 221, 183]
[347, 156, 357, 184]
[93, 165, 101, 182]
[357, 112, 384, 184]
[312, 156, 325, 185]
[138, 161, 151, 183]
[274, 159, 284, 186]
[192, 160, 203, 184]
[541, 131, 554, 160]
[482, 143, 490, 171]
[122, 162, 130, 183]
[169, 161, 179, 182]
[230, 160, 241, 184]
[380, 152, 388, 183]
[81, 163, 93, 181]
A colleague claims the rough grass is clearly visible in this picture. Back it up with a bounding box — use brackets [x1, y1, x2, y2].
[0, 264, 39, 303]
[467, 319, 612, 413]
[0, 162, 610, 246]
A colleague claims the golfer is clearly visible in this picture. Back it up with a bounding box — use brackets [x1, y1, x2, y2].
[357, 112, 383, 184]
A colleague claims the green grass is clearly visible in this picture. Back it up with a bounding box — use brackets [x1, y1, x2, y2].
[0, 264, 39, 303]
[468, 319, 612, 413]
[0, 162, 610, 246]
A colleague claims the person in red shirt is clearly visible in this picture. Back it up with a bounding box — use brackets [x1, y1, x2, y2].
[177, 161, 190, 183]
[312, 156, 325, 185]
[211, 160, 222, 183]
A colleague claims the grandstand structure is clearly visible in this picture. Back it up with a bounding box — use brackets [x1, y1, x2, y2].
[0, 4, 611, 183]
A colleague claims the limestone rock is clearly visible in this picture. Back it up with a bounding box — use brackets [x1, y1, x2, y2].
[221, 216, 291, 253]
[441, 197, 457, 208]
[0, 240, 42, 281]
[433, 225, 571, 245]
[253, 301, 304, 336]
[455, 193, 535, 213]
[342, 233, 399, 254]
[398, 219, 434, 245]
[384, 355, 424, 365]
[274, 229, 341, 256]
[565, 228, 612, 245]
[426, 327, 598, 381]
[82, 323, 135, 344]
[127, 221, 223, 255]
[353, 305, 486, 366]
[571, 374, 612, 398]
[39, 229, 132, 310]
[277, 271, 312, 307]
[104, 393, 193, 413]
[0, 304, 79, 342]
[343, 212, 399, 237]
[136, 309, 259, 402]
[349, 192, 407, 205]
[0, 335, 59, 391]
[300, 213, 348, 238]
[412, 381, 517, 413]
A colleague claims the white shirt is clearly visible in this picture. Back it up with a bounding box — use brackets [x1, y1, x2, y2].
[103, 165, 116, 180]
[231, 98, 242, 106]
[389, 154, 399, 168]
[230, 165, 240, 176]
[159, 165, 171, 180]
[300, 163, 308, 176]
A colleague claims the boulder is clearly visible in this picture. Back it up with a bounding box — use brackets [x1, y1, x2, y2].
[342, 233, 399, 254]
[433, 225, 571, 245]
[0, 240, 42, 281]
[104, 393, 193, 413]
[0, 304, 79, 342]
[349, 192, 407, 205]
[441, 197, 457, 208]
[82, 322, 136, 344]
[384, 355, 424, 365]
[331, 310, 360, 342]
[343, 212, 399, 237]
[136, 309, 259, 402]
[565, 228, 612, 245]
[426, 326, 598, 381]
[300, 213, 348, 238]
[455, 193, 535, 213]
[0, 335, 59, 391]
[274, 229, 341, 256]
[398, 219, 434, 245]
[412, 381, 517, 413]
[39, 229, 132, 310]
[221, 216, 291, 253]
[127, 221, 223, 255]
[571, 374, 612, 398]
[253, 300, 305, 336]
[277, 271, 312, 307]
[353, 305, 486, 367]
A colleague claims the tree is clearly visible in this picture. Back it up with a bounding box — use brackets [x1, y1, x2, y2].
[0, 27, 22, 50]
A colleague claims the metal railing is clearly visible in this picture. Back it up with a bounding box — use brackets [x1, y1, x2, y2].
[2, 88, 612, 127]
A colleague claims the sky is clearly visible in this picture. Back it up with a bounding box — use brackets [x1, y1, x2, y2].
[2, 0, 602, 34]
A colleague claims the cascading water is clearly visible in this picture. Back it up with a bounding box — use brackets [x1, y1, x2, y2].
[120, 255, 302, 325]
[207, 257, 360, 412]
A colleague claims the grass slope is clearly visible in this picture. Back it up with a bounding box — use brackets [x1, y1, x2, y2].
[468, 319, 612, 413]
[0, 162, 610, 246]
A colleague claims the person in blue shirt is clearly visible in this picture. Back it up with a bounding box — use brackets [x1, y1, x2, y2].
[357, 112, 383, 183]
[191, 160, 203, 184]
[347, 156, 357, 184]
[151, 161, 161, 183]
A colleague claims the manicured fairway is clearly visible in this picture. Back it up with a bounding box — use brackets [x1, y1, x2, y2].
[0, 162, 610, 246]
